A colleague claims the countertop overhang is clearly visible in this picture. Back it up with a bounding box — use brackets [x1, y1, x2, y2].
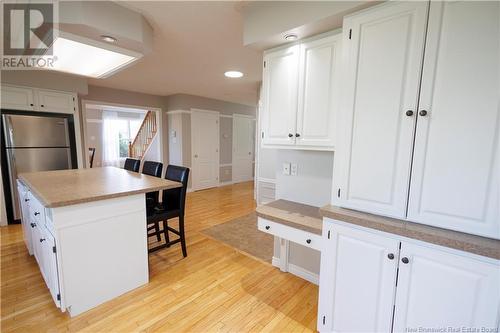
[19, 167, 182, 208]
[255, 200, 500, 260]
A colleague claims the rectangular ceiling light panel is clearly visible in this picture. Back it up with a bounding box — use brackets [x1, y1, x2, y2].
[43, 36, 139, 78]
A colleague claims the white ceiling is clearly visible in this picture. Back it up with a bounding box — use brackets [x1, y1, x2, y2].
[86, 2, 263, 106]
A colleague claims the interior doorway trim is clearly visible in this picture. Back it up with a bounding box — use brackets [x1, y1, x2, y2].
[81, 99, 163, 169]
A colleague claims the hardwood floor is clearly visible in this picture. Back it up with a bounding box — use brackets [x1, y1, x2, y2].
[1, 181, 318, 332]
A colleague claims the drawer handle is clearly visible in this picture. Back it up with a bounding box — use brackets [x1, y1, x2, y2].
[30, 223, 36, 228]
[401, 257, 409, 264]
[34, 212, 40, 216]
[265, 225, 270, 230]
[387, 253, 395, 260]
[306, 239, 311, 244]
[40, 238, 46, 243]
[24, 198, 29, 202]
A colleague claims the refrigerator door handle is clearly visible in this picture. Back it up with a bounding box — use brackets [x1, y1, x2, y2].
[5, 149, 20, 219]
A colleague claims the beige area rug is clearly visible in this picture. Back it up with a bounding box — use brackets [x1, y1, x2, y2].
[201, 212, 274, 263]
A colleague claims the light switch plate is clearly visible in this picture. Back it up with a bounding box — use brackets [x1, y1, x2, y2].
[282, 162, 291, 175]
[291, 163, 298, 176]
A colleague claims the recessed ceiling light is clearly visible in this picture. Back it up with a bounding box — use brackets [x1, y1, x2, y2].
[224, 71, 243, 78]
[284, 34, 298, 41]
[101, 35, 117, 43]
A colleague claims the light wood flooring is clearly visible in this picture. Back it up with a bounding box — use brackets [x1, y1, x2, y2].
[1, 181, 318, 332]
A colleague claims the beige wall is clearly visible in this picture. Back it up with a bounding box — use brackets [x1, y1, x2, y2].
[165, 93, 256, 115]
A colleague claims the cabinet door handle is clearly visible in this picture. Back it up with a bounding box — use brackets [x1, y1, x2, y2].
[306, 239, 311, 244]
[30, 103, 34, 107]
[387, 253, 395, 260]
[295, 133, 300, 137]
[265, 225, 270, 230]
[405, 110, 414, 116]
[30, 223, 36, 228]
[288, 133, 294, 138]
[40, 238, 46, 243]
[419, 110, 428, 116]
[401, 257, 409, 264]
[40, 104, 44, 107]
[24, 198, 29, 202]
[34, 212, 40, 216]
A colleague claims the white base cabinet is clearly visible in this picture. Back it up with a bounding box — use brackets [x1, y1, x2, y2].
[318, 218, 500, 333]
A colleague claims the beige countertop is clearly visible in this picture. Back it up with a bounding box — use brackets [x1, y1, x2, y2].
[19, 167, 182, 208]
[256, 200, 322, 235]
[321, 205, 500, 260]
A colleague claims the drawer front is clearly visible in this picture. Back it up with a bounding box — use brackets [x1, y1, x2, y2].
[258, 217, 322, 251]
[28, 193, 46, 227]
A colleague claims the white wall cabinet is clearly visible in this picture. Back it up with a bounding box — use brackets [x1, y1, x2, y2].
[261, 32, 341, 151]
[334, 1, 500, 238]
[37, 89, 76, 113]
[318, 219, 500, 333]
[1, 85, 36, 111]
[262, 45, 299, 146]
[1, 85, 76, 114]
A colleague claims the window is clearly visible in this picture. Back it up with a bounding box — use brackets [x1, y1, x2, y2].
[117, 118, 142, 158]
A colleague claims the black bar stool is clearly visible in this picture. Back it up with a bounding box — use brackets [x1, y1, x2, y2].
[142, 161, 163, 240]
[147, 165, 189, 256]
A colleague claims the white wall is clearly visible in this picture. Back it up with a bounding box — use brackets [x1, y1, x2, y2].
[275, 150, 334, 206]
[273, 149, 334, 275]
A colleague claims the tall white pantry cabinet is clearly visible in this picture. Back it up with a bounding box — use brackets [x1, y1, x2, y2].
[333, 1, 500, 239]
[317, 1, 500, 332]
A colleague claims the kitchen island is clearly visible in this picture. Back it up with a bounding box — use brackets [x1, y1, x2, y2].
[17, 167, 182, 317]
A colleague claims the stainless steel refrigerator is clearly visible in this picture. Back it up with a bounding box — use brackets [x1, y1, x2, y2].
[2, 113, 75, 221]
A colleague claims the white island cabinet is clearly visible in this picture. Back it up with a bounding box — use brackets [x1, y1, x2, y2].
[17, 167, 181, 317]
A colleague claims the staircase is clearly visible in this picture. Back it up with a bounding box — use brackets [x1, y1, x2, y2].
[128, 111, 157, 160]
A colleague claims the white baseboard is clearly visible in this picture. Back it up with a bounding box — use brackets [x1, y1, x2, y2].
[271, 256, 319, 285]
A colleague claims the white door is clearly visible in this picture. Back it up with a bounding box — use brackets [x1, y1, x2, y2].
[296, 33, 341, 149]
[334, 2, 429, 219]
[407, 1, 500, 239]
[1, 85, 35, 111]
[318, 222, 400, 332]
[191, 110, 219, 191]
[393, 242, 500, 331]
[261, 45, 299, 146]
[36, 89, 75, 114]
[232, 115, 255, 183]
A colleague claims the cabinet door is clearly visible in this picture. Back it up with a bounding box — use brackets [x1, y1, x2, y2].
[1, 85, 35, 110]
[36, 89, 75, 114]
[407, 1, 500, 239]
[16, 183, 33, 255]
[318, 221, 400, 332]
[334, 2, 429, 218]
[296, 34, 341, 149]
[40, 227, 61, 307]
[261, 45, 299, 146]
[393, 242, 500, 331]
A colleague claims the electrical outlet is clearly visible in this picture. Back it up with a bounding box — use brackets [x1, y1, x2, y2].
[282, 162, 291, 175]
[291, 163, 298, 176]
